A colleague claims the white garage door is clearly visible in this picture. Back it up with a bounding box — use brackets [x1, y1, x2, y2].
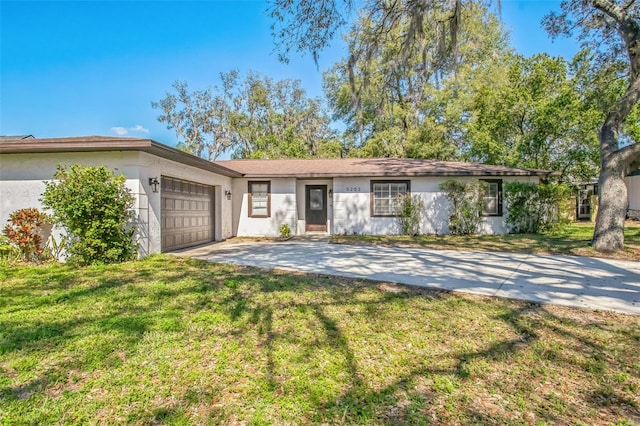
[161, 176, 214, 251]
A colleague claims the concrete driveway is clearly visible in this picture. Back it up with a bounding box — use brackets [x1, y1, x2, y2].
[176, 238, 640, 315]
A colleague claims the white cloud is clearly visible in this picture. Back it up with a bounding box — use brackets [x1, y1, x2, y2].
[111, 126, 128, 135]
[130, 124, 149, 133]
[110, 125, 149, 136]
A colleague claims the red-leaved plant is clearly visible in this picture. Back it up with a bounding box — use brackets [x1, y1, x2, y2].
[3, 208, 49, 262]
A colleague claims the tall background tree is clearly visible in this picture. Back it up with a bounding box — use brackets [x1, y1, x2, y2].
[322, 2, 608, 183]
[466, 52, 605, 183]
[322, 2, 511, 161]
[153, 70, 342, 160]
[270, 0, 640, 252]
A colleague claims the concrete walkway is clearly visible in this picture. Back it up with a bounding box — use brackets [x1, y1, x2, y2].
[175, 238, 640, 315]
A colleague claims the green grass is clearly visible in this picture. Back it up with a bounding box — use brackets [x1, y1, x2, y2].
[1, 256, 639, 424]
[332, 222, 640, 262]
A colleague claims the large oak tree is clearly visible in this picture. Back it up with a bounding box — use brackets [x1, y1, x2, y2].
[543, 0, 639, 251]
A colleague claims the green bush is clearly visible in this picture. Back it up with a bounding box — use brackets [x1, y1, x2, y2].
[395, 194, 424, 236]
[0, 235, 20, 264]
[279, 223, 292, 239]
[440, 180, 487, 235]
[41, 164, 137, 266]
[3, 208, 50, 262]
[45, 233, 69, 263]
[504, 182, 570, 234]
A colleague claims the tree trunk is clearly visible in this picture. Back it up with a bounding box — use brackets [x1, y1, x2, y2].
[593, 159, 627, 252]
[588, 1, 640, 252]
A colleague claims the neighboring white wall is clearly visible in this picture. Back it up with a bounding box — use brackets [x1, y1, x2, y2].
[0, 151, 233, 256]
[233, 177, 297, 237]
[333, 175, 539, 235]
[295, 179, 333, 235]
[0, 151, 143, 253]
[625, 175, 640, 210]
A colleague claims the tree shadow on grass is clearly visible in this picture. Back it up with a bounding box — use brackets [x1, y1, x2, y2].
[1, 256, 639, 424]
[299, 299, 637, 424]
[215, 271, 638, 424]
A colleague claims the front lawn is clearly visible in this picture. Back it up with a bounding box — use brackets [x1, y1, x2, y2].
[332, 222, 640, 262]
[1, 256, 639, 424]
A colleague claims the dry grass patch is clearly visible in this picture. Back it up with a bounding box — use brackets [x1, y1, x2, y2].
[1, 256, 639, 424]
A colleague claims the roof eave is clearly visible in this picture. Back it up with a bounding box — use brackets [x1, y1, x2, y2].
[0, 138, 242, 178]
[0, 139, 151, 153]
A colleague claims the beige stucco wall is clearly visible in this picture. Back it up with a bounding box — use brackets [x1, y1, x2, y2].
[0, 151, 233, 256]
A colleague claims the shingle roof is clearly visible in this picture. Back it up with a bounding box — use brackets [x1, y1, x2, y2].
[216, 158, 557, 178]
[0, 136, 558, 179]
[0, 136, 242, 178]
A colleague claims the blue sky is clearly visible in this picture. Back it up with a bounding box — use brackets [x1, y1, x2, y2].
[1, 1, 579, 147]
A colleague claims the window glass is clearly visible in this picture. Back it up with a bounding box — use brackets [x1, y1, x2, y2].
[310, 189, 323, 210]
[372, 181, 408, 216]
[483, 182, 498, 215]
[480, 180, 502, 216]
[250, 182, 269, 217]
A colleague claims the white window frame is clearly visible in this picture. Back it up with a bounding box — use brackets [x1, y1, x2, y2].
[371, 180, 410, 217]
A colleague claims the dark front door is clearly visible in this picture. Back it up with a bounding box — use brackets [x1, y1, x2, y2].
[305, 185, 327, 232]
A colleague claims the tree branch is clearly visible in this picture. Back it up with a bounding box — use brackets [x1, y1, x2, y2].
[618, 136, 640, 170]
[591, 0, 626, 22]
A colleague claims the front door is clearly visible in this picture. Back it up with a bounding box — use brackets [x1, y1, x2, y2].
[305, 185, 327, 232]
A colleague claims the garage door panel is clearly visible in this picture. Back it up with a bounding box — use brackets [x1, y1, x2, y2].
[161, 176, 214, 251]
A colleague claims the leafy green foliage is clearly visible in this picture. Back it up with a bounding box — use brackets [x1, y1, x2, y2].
[394, 194, 424, 236]
[0, 235, 20, 264]
[467, 52, 609, 183]
[321, 5, 608, 185]
[2, 208, 49, 262]
[503, 182, 570, 234]
[41, 165, 136, 266]
[153, 71, 342, 160]
[440, 180, 486, 235]
[44, 233, 69, 263]
[323, 2, 511, 160]
[271, 0, 639, 252]
[279, 223, 292, 239]
[543, 0, 640, 252]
